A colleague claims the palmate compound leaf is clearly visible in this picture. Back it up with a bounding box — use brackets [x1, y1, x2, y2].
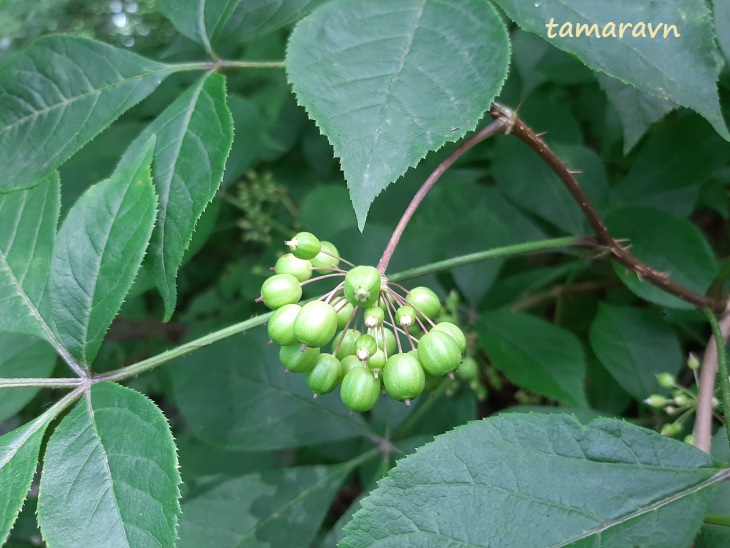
[0, 172, 59, 341]
[287, 0, 510, 229]
[49, 138, 157, 367]
[341, 414, 728, 547]
[115, 73, 233, 321]
[0, 35, 176, 192]
[494, 0, 730, 141]
[37, 383, 181, 547]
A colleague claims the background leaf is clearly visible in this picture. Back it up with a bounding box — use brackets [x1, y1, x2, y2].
[597, 73, 675, 154]
[589, 304, 682, 401]
[117, 73, 234, 320]
[219, 0, 328, 43]
[0, 334, 56, 422]
[158, 0, 240, 55]
[0, 36, 173, 191]
[477, 311, 587, 407]
[0, 413, 54, 544]
[494, 0, 729, 140]
[0, 172, 59, 341]
[171, 329, 374, 450]
[37, 383, 181, 547]
[608, 208, 718, 310]
[178, 463, 355, 547]
[50, 138, 157, 366]
[610, 116, 730, 216]
[287, 0, 510, 228]
[341, 414, 724, 547]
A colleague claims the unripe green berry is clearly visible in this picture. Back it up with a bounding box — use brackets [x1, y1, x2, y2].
[396, 306, 416, 327]
[363, 306, 385, 328]
[417, 330, 461, 376]
[306, 353, 342, 395]
[344, 266, 381, 307]
[332, 329, 361, 359]
[367, 349, 386, 377]
[423, 370, 442, 393]
[335, 302, 355, 330]
[457, 356, 479, 381]
[383, 353, 425, 404]
[432, 322, 467, 354]
[267, 304, 301, 346]
[261, 274, 302, 309]
[274, 253, 312, 282]
[377, 292, 397, 313]
[294, 301, 337, 348]
[406, 286, 441, 320]
[687, 353, 700, 371]
[280, 344, 319, 373]
[310, 241, 340, 273]
[368, 327, 397, 357]
[341, 367, 380, 412]
[340, 355, 366, 382]
[656, 372, 676, 389]
[355, 334, 378, 361]
[660, 422, 682, 437]
[643, 394, 669, 409]
[286, 232, 321, 260]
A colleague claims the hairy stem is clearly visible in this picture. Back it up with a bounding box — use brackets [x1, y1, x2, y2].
[377, 117, 508, 274]
[702, 308, 730, 451]
[0, 378, 83, 389]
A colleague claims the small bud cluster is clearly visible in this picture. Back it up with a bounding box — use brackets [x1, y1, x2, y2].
[643, 366, 717, 444]
[258, 232, 472, 412]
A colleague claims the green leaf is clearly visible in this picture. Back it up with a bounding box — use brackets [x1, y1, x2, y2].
[597, 74, 675, 154]
[0, 413, 54, 544]
[50, 138, 157, 366]
[117, 74, 233, 321]
[179, 463, 353, 547]
[0, 36, 174, 191]
[219, 0, 328, 43]
[714, 0, 730, 64]
[610, 116, 730, 216]
[158, 0, 240, 55]
[491, 140, 608, 234]
[477, 311, 587, 407]
[0, 172, 59, 341]
[341, 414, 726, 547]
[589, 304, 682, 401]
[171, 330, 374, 450]
[37, 383, 181, 547]
[0, 333, 56, 422]
[287, 0, 510, 228]
[608, 208, 718, 310]
[494, 0, 730, 141]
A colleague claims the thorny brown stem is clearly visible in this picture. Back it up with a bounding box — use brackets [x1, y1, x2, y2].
[488, 102, 726, 314]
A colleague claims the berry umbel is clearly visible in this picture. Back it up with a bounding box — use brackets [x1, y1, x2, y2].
[257, 232, 471, 413]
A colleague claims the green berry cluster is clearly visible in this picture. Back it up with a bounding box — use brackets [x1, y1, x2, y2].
[258, 232, 469, 413]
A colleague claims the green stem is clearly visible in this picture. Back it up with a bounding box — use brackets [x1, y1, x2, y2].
[169, 60, 286, 72]
[704, 514, 730, 527]
[0, 378, 83, 389]
[1, 236, 596, 389]
[94, 313, 273, 384]
[388, 236, 587, 282]
[704, 308, 730, 450]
